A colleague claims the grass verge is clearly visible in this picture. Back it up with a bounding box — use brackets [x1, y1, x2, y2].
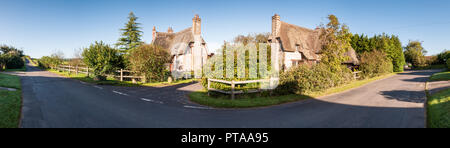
[430, 71, 450, 81]
[189, 73, 397, 108]
[47, 69, 196, 87]
[306, 73, 397, 97]
[427, 88, 450, 128]
[0, 73, 22, 128]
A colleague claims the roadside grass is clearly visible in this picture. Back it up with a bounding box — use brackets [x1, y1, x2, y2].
[47, 69, 196, 87]
[189, 92, 310, 108]
[189, 73, 397, 108]
[3, 65, 26, 72]
[0, 73, 22, 128]
[430, 71, 450, 81]
[415, 64, 447, 70]
[427, 88, 450, 128]
[0, 73, 21, 89]
[306, 73, 397, 97]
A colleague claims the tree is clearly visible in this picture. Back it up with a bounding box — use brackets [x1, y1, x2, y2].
[128, 44, 170, 82]
[319, 15, 353, 73]
[0, 45, 24, 57]
[436, 50, 450, 64]
[82, 41, 123, 81]
[404, 41, 427, 68]
[233, 33, 270, 45]
[116, 12, 143, 54]
[350, 34, 405, 72]
[0, 45, 25, 70]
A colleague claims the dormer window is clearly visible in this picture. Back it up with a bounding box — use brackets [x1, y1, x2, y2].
[295, 44, 300, 52]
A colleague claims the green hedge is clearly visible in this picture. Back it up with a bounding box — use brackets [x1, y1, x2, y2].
[359, 50, 393, 79]
[447, 58, 450, 69]
[276, 63, 353, 95]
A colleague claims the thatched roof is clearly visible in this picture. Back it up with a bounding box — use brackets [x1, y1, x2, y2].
[344, 48, 359, 65]
[278, 21, 321, 60]
[153, 27, 205, 56]
[277, 21, 359, 64]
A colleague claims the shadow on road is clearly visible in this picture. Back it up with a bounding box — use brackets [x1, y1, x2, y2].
[379, 90, 425, 103]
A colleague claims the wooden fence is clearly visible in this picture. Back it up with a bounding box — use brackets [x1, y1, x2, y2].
[353, 71, 362, 79]
[207, 78, 279, 99]
[56, 65, 144, 83]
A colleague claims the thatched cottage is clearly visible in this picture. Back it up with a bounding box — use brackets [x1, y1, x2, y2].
[268, 14, 359, 71]
[152, 15, 209, 78]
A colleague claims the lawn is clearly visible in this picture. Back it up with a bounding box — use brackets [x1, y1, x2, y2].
[189, 92, 310, 108]
[189, 73, 397, 108]
[427, 88, 450, 128]
[47, 69, 196, 87]
[0, 73, 22, 128]
[430, 71, 450, 81]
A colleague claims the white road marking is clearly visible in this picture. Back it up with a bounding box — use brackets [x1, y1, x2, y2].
[112, 90, 129, 96]
[93, 86, 103, 89]
[80, 81, 87, 85]
[141, 98, 164, 104]
[184, 105, 212, 110]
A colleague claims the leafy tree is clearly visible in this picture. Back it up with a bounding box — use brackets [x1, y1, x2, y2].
[0, 45, 24, 57]
[233, 33, 270, 45]
[0, 45, 25, 70]
[116, 12, 144, 54]
[350, 34, 405, 72]
[436, 50, 450, 64]
[82, 41, 123, 80]
[404, 41, 427, 68]
[318, 15, 353, 74]
[128, 44, 170, 82]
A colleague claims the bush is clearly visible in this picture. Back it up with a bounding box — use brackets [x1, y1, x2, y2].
[0, 51, 24, 69]
[436, 50, 450, 65]
[359, 50, 393, 79]
[128, 44, 170, 82]
[447, 58, 450, 69]
[276, 63, 353, 95]
[82, 41, 123, 79]
[38, 51, 64, 69]
[0, 45, 24, 70]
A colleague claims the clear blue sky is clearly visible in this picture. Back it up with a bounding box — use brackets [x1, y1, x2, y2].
[1, 0, 449, 58]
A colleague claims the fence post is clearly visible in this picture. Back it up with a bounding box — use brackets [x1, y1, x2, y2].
[231, 81, 235, 100]
[87, 67, 90, 77]
[207, 79, 211, 96]
[120, 69, 123, 82]
[68, 65, 71, 74]
[75, 65, 78, 75]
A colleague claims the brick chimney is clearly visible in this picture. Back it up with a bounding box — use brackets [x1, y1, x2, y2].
[152, 26, 157, 42]
[167, 27, 173, 34]
[192, 14, 201, 35]
[272, 14, 281, 38]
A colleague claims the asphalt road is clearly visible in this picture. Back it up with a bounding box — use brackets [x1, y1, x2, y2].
[16, 62, 440, 128]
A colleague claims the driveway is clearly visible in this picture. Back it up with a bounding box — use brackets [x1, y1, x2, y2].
[15, 62, 442, 128]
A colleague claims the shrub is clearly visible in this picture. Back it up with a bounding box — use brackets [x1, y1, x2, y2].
[82, 41, 123, 80]
[436, 50, 450, 65]
[128, 44, 170, 82]
[0, 45, 24, 70]
[38, 51, 64, 69]
[447, 58, 450, 69]
[276, 63, 353, 95]
[359, 50, 393, 79]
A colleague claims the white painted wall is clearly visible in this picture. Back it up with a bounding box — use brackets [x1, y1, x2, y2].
[284, 51, 302, 69]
